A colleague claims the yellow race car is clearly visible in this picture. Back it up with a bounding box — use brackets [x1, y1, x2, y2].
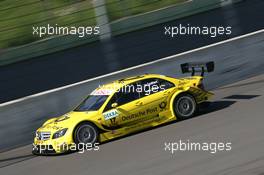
[33, 62, 214, 155]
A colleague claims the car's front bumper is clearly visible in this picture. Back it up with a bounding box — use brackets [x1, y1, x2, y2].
[33, 136, 74, 155]
[32, 144, 57, 155]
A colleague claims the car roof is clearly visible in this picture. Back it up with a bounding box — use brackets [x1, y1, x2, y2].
[113, 74, 169, 85]
[90, 74, 171, 96]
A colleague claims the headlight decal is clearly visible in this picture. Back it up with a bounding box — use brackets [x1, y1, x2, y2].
[52, 128, 68, 139]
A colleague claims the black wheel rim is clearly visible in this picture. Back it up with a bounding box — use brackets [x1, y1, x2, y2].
[176, 96, 195, 118]
[76, 125, 97, 144]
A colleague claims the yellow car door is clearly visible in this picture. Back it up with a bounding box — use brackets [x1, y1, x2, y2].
[102, 82, 145, 129]
[137, 78, 176, 123]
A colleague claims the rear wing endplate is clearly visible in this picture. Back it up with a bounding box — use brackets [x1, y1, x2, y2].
[180, 61, 214, 76]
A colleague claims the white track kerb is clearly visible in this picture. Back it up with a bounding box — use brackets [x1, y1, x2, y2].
[1, 29, 263, 107]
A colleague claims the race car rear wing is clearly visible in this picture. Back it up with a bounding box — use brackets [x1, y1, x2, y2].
[180, 61, 214, 76]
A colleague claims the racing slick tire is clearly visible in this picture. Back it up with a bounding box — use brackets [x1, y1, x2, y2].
[73, 122, 99, 148]
[173, 93, 197, 120]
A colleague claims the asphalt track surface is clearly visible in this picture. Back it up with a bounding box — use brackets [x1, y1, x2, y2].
[1, 73, 264, 175]
[0, 29, 264, 175]
[0, 0, 264, 103]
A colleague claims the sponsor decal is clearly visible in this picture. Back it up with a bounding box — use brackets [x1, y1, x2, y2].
[102, 106, 167, 131]
[103, 109, 119, 120]
[122, 107, 158, 121]
[40, 125, 63, 130]
[159, 102, 167, 110]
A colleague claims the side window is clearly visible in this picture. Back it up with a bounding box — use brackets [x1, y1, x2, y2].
[158, 78, 175, 90]
[116, 90, 140, 106]
[140, 78, 161, 96]
[104, 83, 140, 111]
[140, 78, 175, 97]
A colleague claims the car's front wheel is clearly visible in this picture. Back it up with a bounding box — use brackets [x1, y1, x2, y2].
[73, 122, 98, 146]
[173, 93, 197, 120]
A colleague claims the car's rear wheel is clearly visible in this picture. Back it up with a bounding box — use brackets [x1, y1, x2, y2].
[173, 93, 197, 120]
[74, 122, 98, 146]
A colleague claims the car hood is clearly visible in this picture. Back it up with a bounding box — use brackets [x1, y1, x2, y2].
[38, 111, 100, 133]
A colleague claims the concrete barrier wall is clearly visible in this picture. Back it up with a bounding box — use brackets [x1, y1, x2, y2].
[0, 30, 263, 151]
[0, 34, 99, 66]
[0, 0, 242, 66]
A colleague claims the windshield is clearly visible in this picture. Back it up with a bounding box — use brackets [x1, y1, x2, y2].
[74, 95, 109, 111]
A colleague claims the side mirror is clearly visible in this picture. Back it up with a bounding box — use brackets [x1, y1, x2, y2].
[111, 103, 118, 108]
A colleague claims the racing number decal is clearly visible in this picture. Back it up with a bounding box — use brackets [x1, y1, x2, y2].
[110, 117, 118, 126]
